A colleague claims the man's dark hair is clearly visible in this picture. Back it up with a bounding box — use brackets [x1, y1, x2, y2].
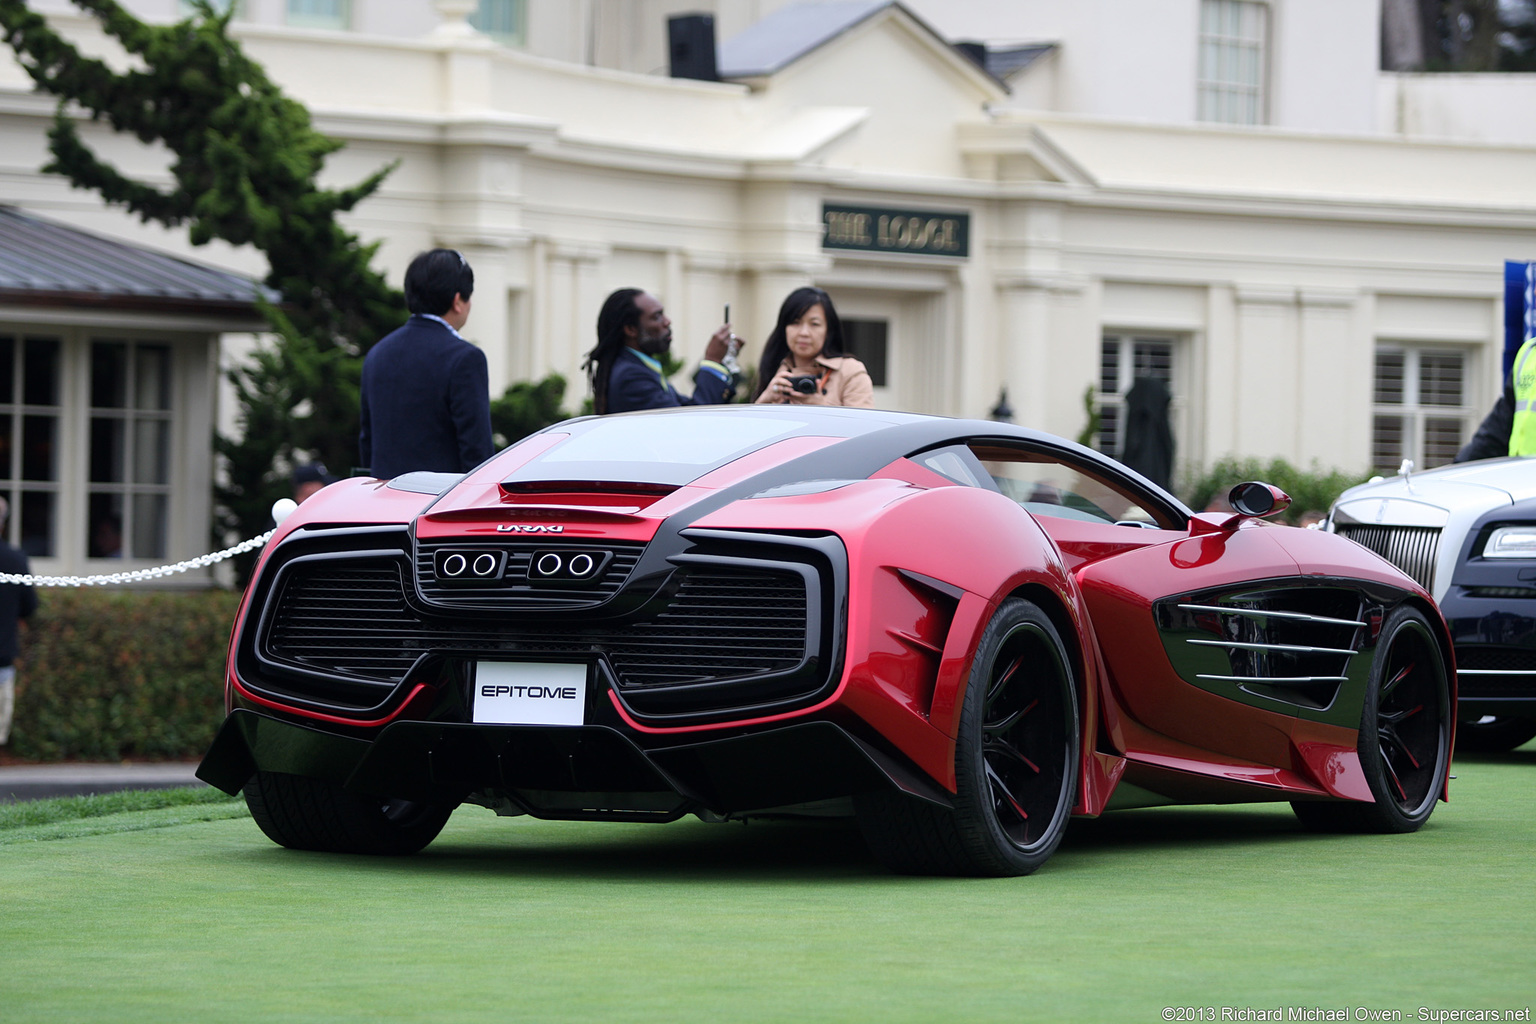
[753, 286, 845, 399]
[583, 288, 644, 414]
[404, 249, 474, 316]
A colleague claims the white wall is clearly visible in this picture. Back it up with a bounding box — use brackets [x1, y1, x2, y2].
[1381, 72, 1536, 144]
[957, 0, 1378, 134]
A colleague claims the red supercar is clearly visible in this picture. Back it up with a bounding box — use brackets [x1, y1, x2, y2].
[198, 406, 1454, 875]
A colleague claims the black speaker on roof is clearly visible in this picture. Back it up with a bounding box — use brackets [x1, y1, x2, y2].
[668, 13, 719, 82]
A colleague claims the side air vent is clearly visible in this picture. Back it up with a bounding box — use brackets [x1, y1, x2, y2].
[1155, 585, 1372, 716]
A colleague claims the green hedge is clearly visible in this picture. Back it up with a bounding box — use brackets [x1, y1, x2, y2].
[1182, 456, 1372, 525]
[11, 588, 240, 762]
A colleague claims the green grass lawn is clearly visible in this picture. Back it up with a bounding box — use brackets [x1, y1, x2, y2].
[3, 747, 1534, 1024]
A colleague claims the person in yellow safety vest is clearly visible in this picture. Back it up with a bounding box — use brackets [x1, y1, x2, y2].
[1455, 335, 1536, 462]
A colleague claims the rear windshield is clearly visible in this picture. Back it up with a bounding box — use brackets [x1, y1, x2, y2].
[543, 413, 807, 467]
[504, 412, 812, 487]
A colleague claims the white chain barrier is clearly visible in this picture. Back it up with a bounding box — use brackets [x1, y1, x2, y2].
[0, 529, 277, 587]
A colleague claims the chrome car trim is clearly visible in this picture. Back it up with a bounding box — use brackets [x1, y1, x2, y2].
[1186, 639, 1359, 656]
[1176, 603, 1365, 628]
[1197, 674, 1350, 683]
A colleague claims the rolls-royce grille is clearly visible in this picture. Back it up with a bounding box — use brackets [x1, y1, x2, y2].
[262, 558, 809, 693]
[414, 540, 643, 609]
[1335, 524, 1440, 591]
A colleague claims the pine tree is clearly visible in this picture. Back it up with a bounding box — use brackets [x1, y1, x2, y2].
[0, 0, 400, 576]
[490, 374, 573, 450]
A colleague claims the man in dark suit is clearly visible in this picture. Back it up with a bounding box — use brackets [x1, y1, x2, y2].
[360, 249, 495, 478]
[583, 288, 734, 414]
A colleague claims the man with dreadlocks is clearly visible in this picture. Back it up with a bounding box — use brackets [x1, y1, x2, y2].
[583, 289, 735, 414]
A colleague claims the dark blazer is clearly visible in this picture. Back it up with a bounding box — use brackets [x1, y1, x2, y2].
[0, 541, 36, 667]
[360, 315, 494, 479]
[1457, 374, 1515, 463]
[606, 348, 733, 413]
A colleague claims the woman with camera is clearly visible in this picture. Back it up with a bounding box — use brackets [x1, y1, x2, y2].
[753, 287, 874, 408]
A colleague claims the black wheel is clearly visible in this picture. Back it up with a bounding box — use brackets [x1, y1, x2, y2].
[1454, 714, 1536, 754]
[1292, 606, 1450, 834]
[243, 770, 454, 855]
[858, 598, 1080, 876]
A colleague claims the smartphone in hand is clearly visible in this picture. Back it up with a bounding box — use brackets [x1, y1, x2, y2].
[722, 303, 742, 372]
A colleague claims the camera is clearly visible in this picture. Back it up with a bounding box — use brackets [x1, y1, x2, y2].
[787, 374, 820, 395]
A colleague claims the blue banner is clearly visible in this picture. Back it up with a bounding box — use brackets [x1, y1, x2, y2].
[1506, 260, 1536, 379]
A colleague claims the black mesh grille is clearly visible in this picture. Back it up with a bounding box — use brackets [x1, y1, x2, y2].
[266, 562, 427, 680]
[1458, 647, 1536, 672]
[414, 540, 643, 609]
[1336, 524, 1441, 591]
[611, 569, 808, 687]
[1457, 644, 1536, 695]
[263, 557, 810, 693]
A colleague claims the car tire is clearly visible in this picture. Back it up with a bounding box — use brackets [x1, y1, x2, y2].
[857, 598, 1080, 876]
[1291, 605, 1451, 834]
[1453, 714, 1536, 754]
[243, 770, 455, 855]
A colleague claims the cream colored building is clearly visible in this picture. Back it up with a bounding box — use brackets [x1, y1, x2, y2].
[3, 0, 1536, 578]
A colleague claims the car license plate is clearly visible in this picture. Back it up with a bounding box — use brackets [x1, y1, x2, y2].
[473, 662, 587, 726]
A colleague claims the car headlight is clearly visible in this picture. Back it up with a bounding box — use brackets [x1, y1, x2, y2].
[1483, 525, 1536, 558]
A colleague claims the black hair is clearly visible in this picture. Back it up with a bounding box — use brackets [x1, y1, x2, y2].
[583, 288, 644, 415]
[404, 249, 474, 316]
[753, 286, 845, 400]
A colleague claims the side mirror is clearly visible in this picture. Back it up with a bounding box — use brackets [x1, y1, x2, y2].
[1228, 481, 1292, 519]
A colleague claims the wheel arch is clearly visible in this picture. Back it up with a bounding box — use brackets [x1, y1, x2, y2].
[1397, 592, 1458, 801]
[1005, 580, 1097, 813]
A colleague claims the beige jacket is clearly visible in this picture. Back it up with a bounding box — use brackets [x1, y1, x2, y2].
[755, 354, 875, 408]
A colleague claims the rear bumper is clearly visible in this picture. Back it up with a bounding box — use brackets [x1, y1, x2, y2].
[197, 709, 950, 820]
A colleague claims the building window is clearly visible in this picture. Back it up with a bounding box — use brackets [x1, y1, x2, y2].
[287, 0, 350, 30]
[841, 318, 889, 388]
[470, 0, 526, 45]
[1372, 346, 1472, 473]
[1097, 334, 1177, 461]
[0, 334, 62, 557]
[0, 325, 202, 571]
[88, 341, 173, 560]
[1198, 0, 1267, 125]
[179, 0, 234, 15]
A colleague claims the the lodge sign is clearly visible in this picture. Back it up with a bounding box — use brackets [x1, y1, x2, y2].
[822, 203, 969, 259]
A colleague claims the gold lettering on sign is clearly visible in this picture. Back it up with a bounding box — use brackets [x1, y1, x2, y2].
[824, 210, 872, 246]
[826, 208, 965, 255]
[871, 215, 961, 253]
[937, 219, 958, 252]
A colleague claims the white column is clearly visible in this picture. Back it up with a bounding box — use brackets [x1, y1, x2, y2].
[1296, 287, 1366, 470]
